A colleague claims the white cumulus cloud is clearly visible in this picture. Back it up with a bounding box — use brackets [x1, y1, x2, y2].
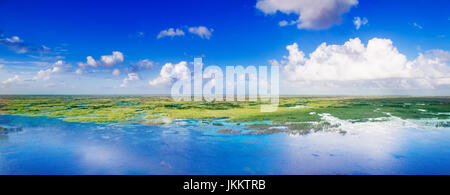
[149, 61, 190, 86]
[157, 28, 185, 39]
[256, 0, 358, 30]
[353, 17, 368, 30]
[120, 73, 139, 88]
[273, 38, 450, 90]
[79, 56, 98, 68]
[33, 60, 64, 81]
[101, 51, 124, 68]
[78, 51, 124, 68]
[188, 26, 214, 39]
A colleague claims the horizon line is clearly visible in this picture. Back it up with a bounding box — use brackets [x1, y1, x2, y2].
[0, 94, 449, 98]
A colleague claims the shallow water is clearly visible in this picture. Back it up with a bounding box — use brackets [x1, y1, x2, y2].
[0, 114, 449, 175]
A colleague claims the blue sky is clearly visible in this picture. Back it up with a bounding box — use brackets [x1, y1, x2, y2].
[0, 0, 449, 95]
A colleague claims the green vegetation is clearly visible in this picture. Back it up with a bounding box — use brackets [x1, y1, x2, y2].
[0, 96, 449, 129]
[243, 121, 344, 135]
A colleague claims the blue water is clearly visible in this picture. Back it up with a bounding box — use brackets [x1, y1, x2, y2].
[0, 114, 450, 175]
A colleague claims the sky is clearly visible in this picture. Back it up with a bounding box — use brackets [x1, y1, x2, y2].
[0, 0, 449, 95]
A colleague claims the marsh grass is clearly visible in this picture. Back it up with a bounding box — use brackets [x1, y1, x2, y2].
[0, 96, 448, 127]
